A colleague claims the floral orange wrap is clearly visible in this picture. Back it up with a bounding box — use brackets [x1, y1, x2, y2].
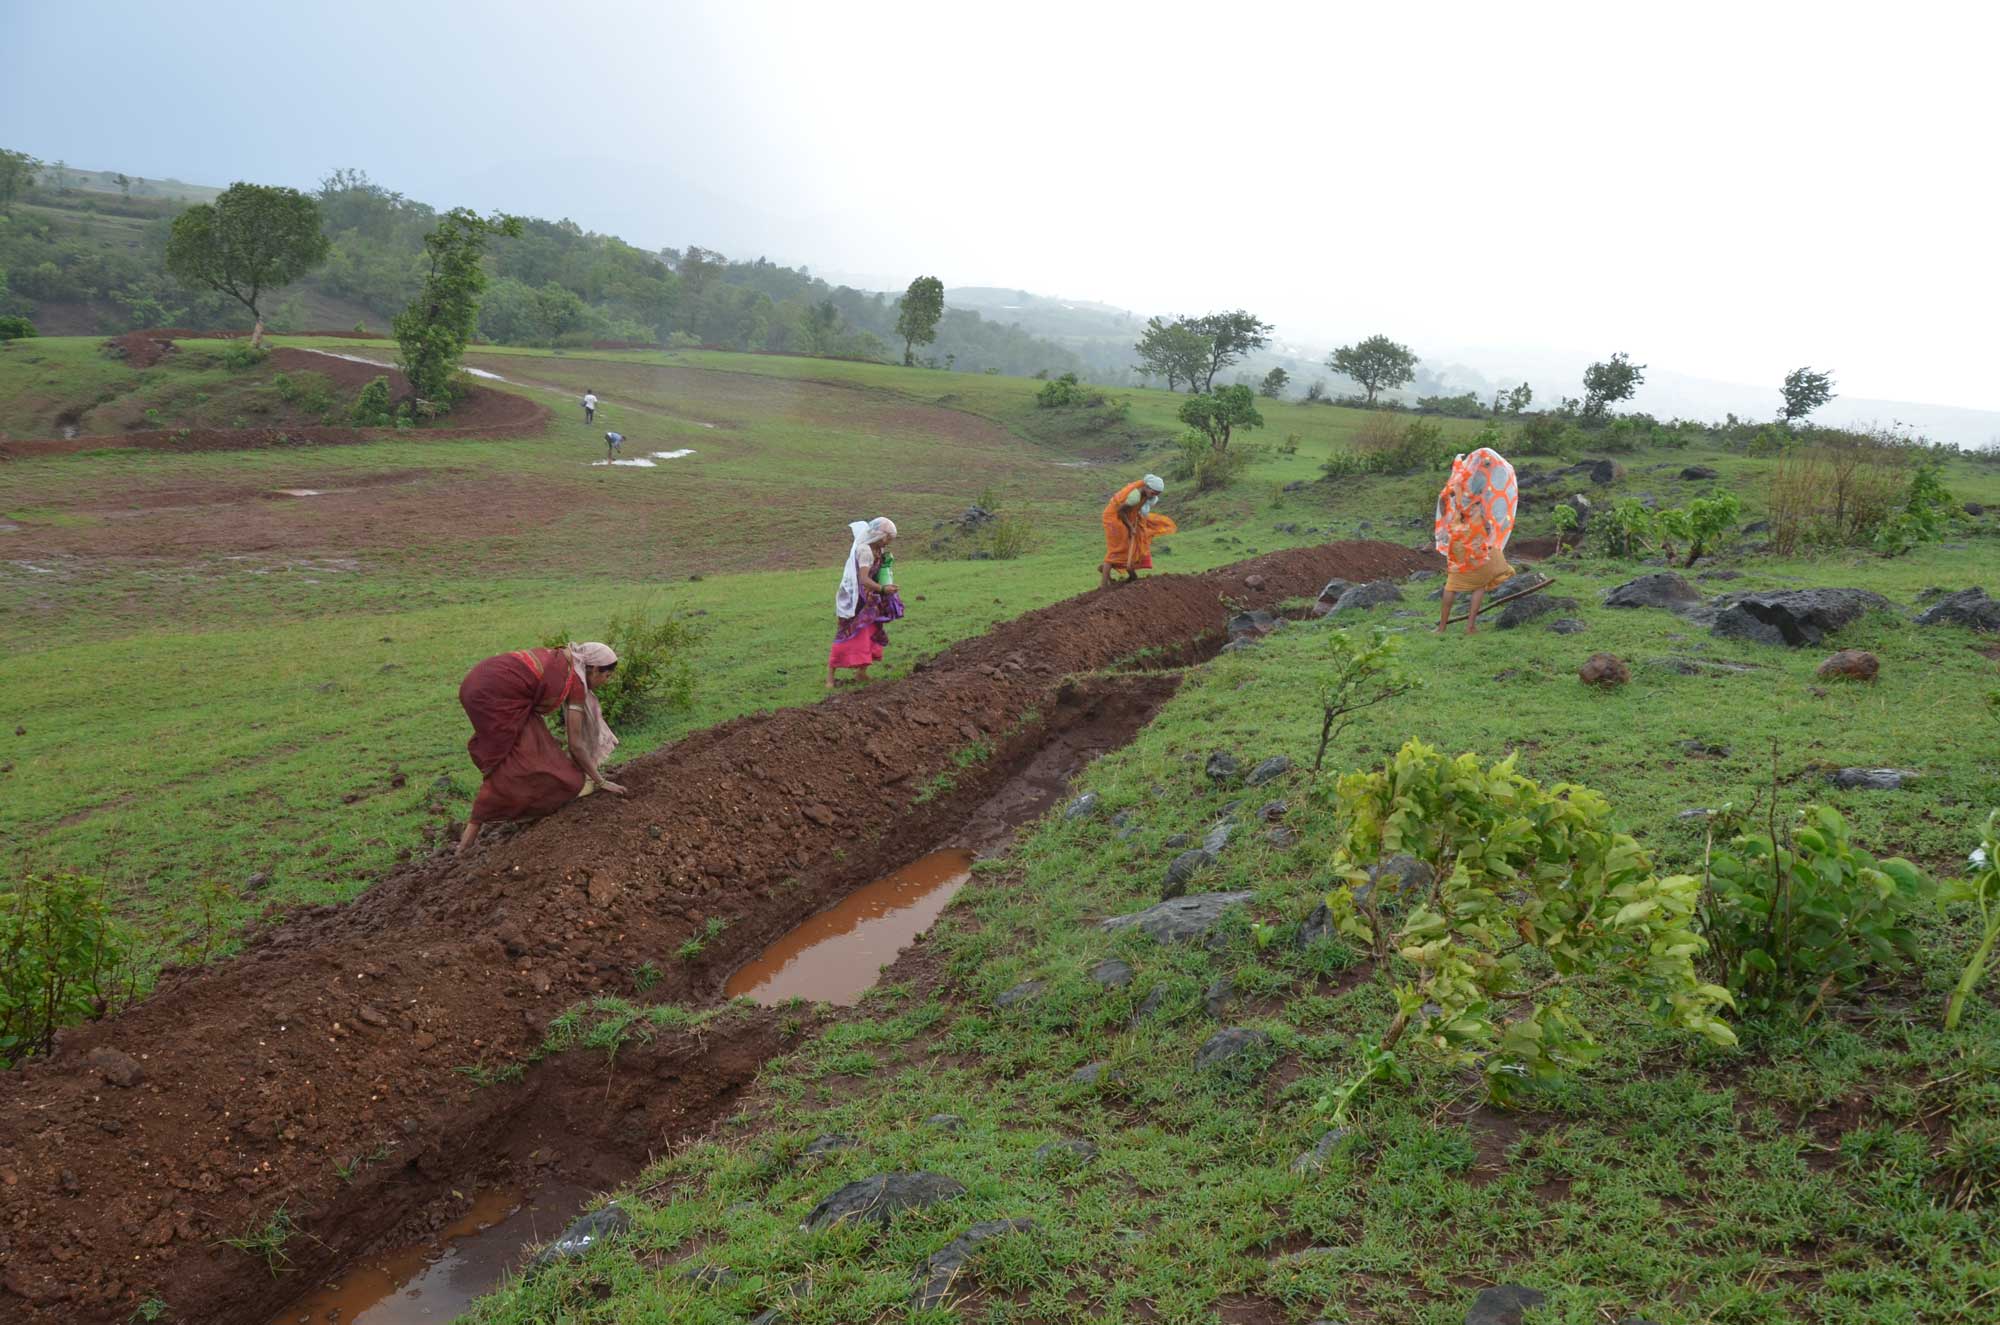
[1433, 447, 1518, 590]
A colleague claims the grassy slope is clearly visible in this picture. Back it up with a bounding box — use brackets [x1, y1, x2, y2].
[471, 542, 2000, 1325]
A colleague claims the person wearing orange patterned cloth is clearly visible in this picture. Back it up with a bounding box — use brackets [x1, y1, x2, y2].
[1432, 447, 1518, 635]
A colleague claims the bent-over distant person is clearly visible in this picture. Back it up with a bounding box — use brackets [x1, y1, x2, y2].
[1432, 446, 1519, 635]
[604, 430, 624, 461]
[1099, 474, 1176, 589]
[456, 642, 625, 853]
[583, 390, 597, 424]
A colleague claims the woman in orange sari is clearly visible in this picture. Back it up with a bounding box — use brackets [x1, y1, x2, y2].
[1432, 447, 1518, 634]
[455, 641, 625, 853]
[1099, 474, 1176, 589]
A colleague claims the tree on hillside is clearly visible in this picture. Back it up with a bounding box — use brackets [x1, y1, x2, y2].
[1581, 351, 1646, 420]
[802, 298, 841, 356]
[393, 208, 523, 405]
[1503, 382, 1533, 414]
[1328, 334, 1418, 406]
[47, 159, 71, 194]
[112, 172, 131, 200]
[0, 149, 41, 216]
[1178, 384, 1264, 451]
[1184, 311, 1273, 392]
[896, 275, 945, 366]
[533, 281, 587, 347]
[1133, 316, 1213, 392]
[1259, 366, 1290, 398]
[1779, 366, 1836, 425]
[164, 182, 331, 347]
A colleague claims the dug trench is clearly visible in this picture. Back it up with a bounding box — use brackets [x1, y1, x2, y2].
[0, 540, 1435, 1323]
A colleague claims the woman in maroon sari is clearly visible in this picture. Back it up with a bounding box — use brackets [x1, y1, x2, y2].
[456, 641, 625, 853]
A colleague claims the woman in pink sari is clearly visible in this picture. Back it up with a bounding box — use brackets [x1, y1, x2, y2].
[827, 517, 902, 688]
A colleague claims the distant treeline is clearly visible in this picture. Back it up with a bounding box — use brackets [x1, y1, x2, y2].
[0, 161, 1083, 376]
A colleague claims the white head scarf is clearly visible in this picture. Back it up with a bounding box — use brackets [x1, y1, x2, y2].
[836, 518, 897, 617]
[1140, 474, 1165, 515]
[561, 642, 620, 768]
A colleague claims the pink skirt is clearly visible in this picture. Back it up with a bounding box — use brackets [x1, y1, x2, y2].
[829, 628, 885, 670]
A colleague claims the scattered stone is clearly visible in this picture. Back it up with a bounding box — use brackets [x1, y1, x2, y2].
[1129, 987, 1169, 1026]
[1227, 610, 1282, 640]
[1245, 574, 1267, 590]
[245, 871, 271, 891]
[526, 1204, 632, 1272]
[1246, 755, 1291, 787]
[1090, 959, 1134, 988]
[1966, 502, 1986, 516]
[1317, 578, 1354, 605]
[1567, 458, 1622, 485]
[910, 1217, 1037, 1310]
[1710, 589, 1891, 647]
[1817, 649, 1879, 681]
[1697, 568, 1742, 581]
[354, 1004, 389, 1029]
[1161, 849, 1215, 899]
[1679, 465, 1719, 480]
[1603, 573, 1702, 612]
[1101, 892, 1256, 944]
[1205, 752, 1242, 784]
[925, 1114, 965, 1132]
[86, 1048, 143, 1089]
[1203, 977, 1236, 1019]
[1579, 653, 1631, 688]
[995, 980, 1046, 1009]
[1364, 853, 1435, 905]
[1289, 1128, 1352, 1174]
[1829, 767, 1919, 791]
[1496, 593, 1579, 630]
[1033, 1139, 1098, 1166]
[1070, 1061, 1123, 1085]
[1914, 588, 2000, 632]
[1679, 739, 1731, 758]
[802, 1173, 966, 1231]
[801, 803, 837, 828]
[1465, 1284, 1548, 1325]
[1063, 792, 1100, 821]
[802, 1134, 856, 1160]
[1547, 618, 1587, 635]
[1258, 799, 1288, 821]
[1195, 1027, 1273, 1073]
[1265, 826, 1297, 848]
[1202, 822, 1234, 854]
[1645, 656, 1760, 677]
[1163, 833, 1191, 850]
[1331, 580, 1405, 613]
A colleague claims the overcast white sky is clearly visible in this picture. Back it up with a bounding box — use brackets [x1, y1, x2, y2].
[4, 1, 1995, 411]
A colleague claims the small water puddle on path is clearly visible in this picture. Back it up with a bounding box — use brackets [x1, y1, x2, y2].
[267, 1186, 587, 1325]
[725, 848, 975, 1006]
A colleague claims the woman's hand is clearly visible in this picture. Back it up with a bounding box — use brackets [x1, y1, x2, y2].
[595, 778, 628, 796]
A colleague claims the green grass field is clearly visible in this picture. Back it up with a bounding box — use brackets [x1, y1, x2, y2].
[7, 334, 2000, 1321]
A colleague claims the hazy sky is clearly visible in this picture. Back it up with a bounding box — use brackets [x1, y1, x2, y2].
[4, 1, 1995, 409]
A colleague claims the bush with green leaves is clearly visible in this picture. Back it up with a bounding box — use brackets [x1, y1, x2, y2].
[1873, 462, 1958, 556]
[1315, 741, 1736, 1110]
[348, 375, 395, 426]
[1166, 429, 1254, 492]
[270, 370, 335, 417]
[1311, 627, 1419, 774]
[1701, 804, 1932, 1016]
[1944, 811, 2000, 1032]
[1598, 498, 1657, 557]
[1177, 384, 1264, 451]
[541, 608, 705, 728]
[1, 873, 135, 1066]
[1319, 417, 1455, 479]
[219, 340, 268, 370]
[1034, 372, 1104, 409]
[0, 314, 37, 342]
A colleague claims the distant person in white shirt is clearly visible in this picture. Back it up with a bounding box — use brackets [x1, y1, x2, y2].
[604, 430, 624, 461]
[582, 390, 598, 424]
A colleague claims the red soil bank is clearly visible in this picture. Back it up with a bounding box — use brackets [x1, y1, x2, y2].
[0, 542, 1431, 1322]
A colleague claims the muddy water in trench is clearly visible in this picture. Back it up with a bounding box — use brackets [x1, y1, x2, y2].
[266, 1186, 588, 1325]
[725, 848, 977, 1005]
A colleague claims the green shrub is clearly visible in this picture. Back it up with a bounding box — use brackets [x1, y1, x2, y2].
[1317, 741, 1735, 1109]
[1702, 805, 1932, 1016]
[542, 608, 705, 728]
[1873, 462, 1958, 555]
[0, 873, 135, 1066]
[349, 375, 395, 427]
[1034, 372, 1103, 409]
[219, 341, 268, 370]
[0, 315, 38, 342]
[270, 370, 336, 416]
[1319, 415, 1455, 479]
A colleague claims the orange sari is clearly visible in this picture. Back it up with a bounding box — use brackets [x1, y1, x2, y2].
[1101, 480, 1177, 571]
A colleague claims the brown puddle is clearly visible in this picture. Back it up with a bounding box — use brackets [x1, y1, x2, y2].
[267, 1186, 586, 1324]
[725, 848, 976, 1005]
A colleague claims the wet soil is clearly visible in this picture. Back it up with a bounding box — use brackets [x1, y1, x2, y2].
[0, 541, 1432, 1323]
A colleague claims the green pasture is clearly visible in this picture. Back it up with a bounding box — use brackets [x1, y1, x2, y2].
[468, 541, 2000, 1325]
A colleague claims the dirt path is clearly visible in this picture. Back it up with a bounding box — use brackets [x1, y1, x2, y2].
[0, 542, 1433, 1323]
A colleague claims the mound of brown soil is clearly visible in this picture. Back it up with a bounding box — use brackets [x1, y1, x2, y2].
[99, 329, 177, 368]
[0, 541, 1429, 1323]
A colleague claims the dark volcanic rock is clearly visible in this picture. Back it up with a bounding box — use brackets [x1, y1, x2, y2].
[1497, 593, 1579, 629]
[1466, 1284, 1548, 1325]
[86, 1048, 144, 1089]
[1331, 580, 1405, 613]
[1101, 892, 1256, 944]
[1710, 589, 1890, 647]
[1246, 755, 1292, 787]
[1289, 1128, 1352, 1174]
[1161, 849, 1215, 899]
[1205, 752, 1242, 784]
[803, 1134, 857, 1160]
[1033, 1139, 1097, 1166]
[995, 980, 1046, 1009]
[1679, 465, 1719, 480]
[1829, 767, 1919, 791]
[911, 1217, 1036, 1310]
[1604, 573, 1701, 612]
[803, 1173, 966, 1231]
[1089, 958, 1135, 988]
[1547, 618, 1588, 635]
[1063, 792, 1100, 821]
[526, 1204, 632, 1272]
[1194, 1027, 1273, 1073]
[1914, 588, 2000, 632]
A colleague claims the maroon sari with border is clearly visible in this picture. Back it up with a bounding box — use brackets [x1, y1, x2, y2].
[458, 648, 584, 822]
